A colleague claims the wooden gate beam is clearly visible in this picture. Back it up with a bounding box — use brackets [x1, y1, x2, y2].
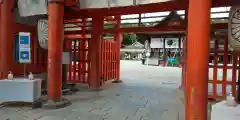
[64, 23, 226, 36]
[186, 0, 211, 120]
[64, 0, 236, 19]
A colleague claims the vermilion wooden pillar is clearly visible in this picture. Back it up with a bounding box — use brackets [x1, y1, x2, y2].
[186, 0, 211, 120]
[89, 14, 104, 89]
[47, 0, 64, 101]
[115, 15, 121, 81]
[0, 0, 14, 79]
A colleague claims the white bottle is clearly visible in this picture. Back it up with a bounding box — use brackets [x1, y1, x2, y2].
[7, 71, 14, 80]
[28, 72, 34, 80]
[226, 92, 237, 107]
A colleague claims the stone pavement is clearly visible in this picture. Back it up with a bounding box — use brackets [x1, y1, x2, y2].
[0, 61, 183, 120]
[211, 100, 240, 120]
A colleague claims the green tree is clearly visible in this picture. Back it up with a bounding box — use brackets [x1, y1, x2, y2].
[122, 33, 137, 46]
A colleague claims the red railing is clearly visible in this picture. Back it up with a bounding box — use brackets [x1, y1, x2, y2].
[208, 35, 238, 100]
[101, 39, 117, 84]
[65, 38, 118, 85]
[65, 38, 90, 84]
[65, 19, 90, 84]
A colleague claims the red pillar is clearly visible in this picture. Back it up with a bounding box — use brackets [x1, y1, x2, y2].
[114, 15, 122, 81]
[0, 0, 14, 79]
[47, 0, 64, 101]
[186, 0, 211, 120]
[89, 14, 104, 89]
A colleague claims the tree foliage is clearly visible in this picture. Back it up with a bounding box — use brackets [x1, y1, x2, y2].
[122, 33, 137, 46]
[103, 22, 139, 46]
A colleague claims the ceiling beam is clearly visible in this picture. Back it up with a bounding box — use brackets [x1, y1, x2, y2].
[65, 0, 238, 20]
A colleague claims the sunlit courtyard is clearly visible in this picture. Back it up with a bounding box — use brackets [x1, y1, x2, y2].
[0, 60, 182, 120]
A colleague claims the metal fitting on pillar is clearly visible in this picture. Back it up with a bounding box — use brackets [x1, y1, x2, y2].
[48, 0, 64, 3]
[47, 0, 65, 6]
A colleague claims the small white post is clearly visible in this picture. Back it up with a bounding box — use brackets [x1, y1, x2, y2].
[146, 56, 149, 65]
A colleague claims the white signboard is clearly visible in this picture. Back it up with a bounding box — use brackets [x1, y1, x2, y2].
[165, 38, 179, 48]
[19, 32, 31, 63]
[150, 38, 164, 48]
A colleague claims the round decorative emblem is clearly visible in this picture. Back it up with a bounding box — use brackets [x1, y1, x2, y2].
[37, 19, 48, 50]
[167, 40, 173, 46]
[228, 6, 240, 51]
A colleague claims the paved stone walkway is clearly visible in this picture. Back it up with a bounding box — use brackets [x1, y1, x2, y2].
[0, 61, 182, 120]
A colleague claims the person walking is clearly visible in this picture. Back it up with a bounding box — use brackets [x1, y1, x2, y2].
[141, 52, 146, 65]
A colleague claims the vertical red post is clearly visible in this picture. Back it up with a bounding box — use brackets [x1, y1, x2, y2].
[47, 0, 64, 102]
[222, 37, 228, 97]
[73, 40, 76, 81]
[89, 14, 104, 89]
[115, 41, 117, 79]
[82, 19, 88, 83]
[104, 41, 107, 81]
[111, 41, 113, 80]
[66, 40, 72, 82]
[102, 41, 106, 81]
[107, 41, 109, 80]
[77, 39, 81, 82]
[100, 40, 103, 83]
[114, 15, 122, 82]
[110, 42, 112, 80]
[186, 0, 211, 120]
[213, 37, 219, 98]
[232, 52, 237, 98]
[0, 0, 14, 79]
